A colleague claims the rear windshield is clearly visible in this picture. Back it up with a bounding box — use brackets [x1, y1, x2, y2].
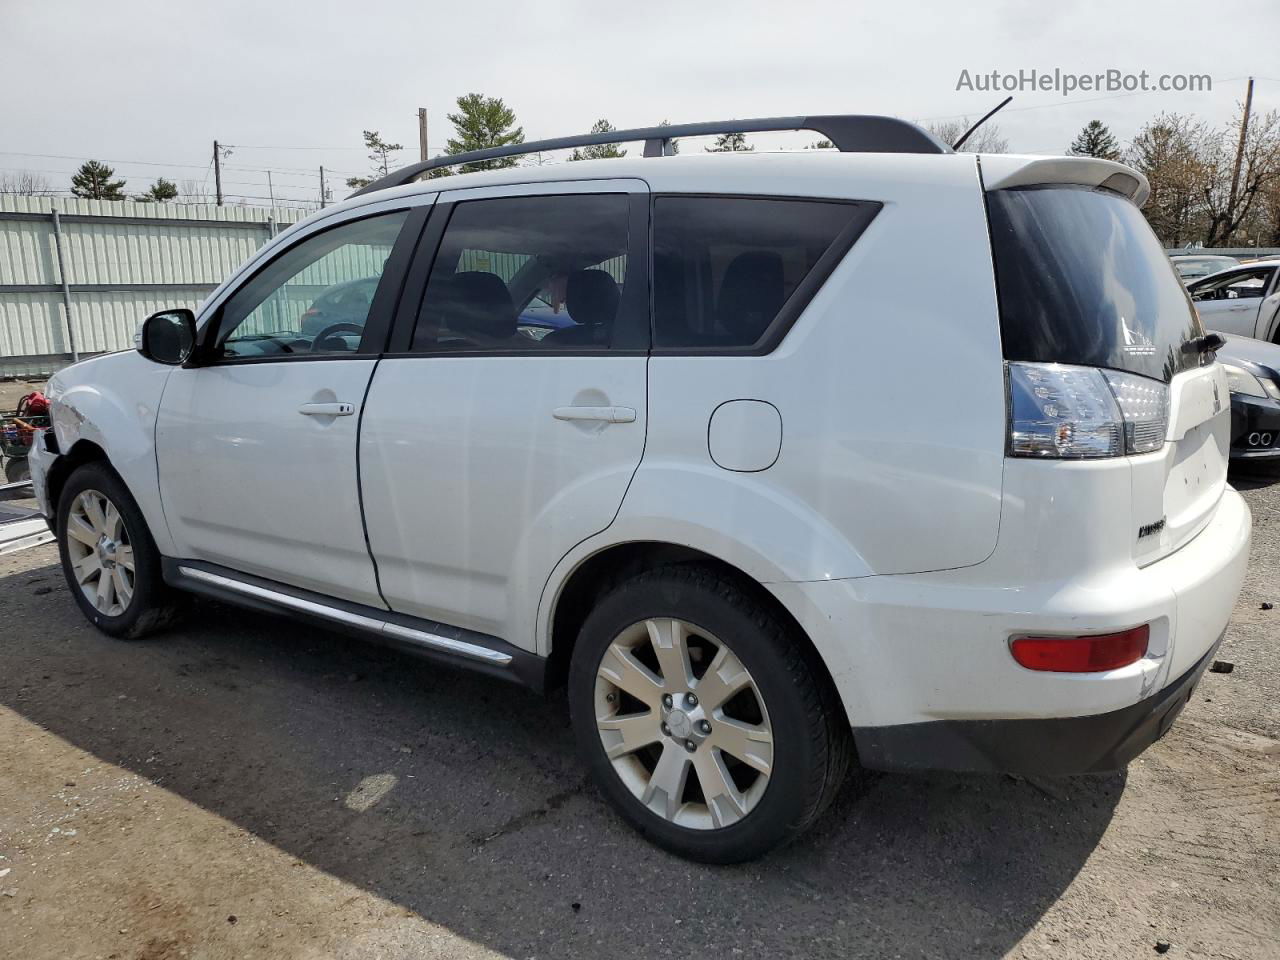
[987, 185, 1202, 382]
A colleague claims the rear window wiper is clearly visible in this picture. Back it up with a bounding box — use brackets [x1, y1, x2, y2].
[1182, 333, 1226, 356]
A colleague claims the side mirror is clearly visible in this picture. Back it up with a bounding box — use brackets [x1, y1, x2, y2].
[138, 309, 196, 365]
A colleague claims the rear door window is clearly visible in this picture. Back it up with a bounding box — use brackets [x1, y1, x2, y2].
[987, 185, 1203, 382]
[652, 196, 878, 350]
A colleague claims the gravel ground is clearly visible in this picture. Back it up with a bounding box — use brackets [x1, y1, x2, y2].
[0, 473, 1277, 959]
[0, 378, 44, 409]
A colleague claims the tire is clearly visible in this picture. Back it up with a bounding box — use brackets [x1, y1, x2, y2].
[55, 461, 183, 639]
[3, 457, 29, 484]
[568, 564, 852, 863]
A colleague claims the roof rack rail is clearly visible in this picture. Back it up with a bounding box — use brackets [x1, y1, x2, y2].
[351, 114, 950, 197]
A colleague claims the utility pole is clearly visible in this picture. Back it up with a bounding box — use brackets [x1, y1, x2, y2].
[50, 206, 79, 363]
[418, 108, 429, 162]
[1227, 76, 1255, 230]
[266, 170, 277, 235]
[213, 139, 224, 206]
[319, 165, 327, 208]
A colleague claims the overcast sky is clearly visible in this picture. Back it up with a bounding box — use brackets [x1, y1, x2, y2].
[3, 0, 1278, 207]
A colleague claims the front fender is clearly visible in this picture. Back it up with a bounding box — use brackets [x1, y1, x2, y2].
[47, 351, 175, 554]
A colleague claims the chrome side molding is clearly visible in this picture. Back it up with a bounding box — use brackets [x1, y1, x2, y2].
[177, 565, 513, 667]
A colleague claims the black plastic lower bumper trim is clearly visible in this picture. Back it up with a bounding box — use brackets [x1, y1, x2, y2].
[852, 634, 1223, 776]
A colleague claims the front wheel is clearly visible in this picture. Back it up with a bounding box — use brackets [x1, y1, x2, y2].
[568, 565, 851, 863]
[3, 456, 29, 484]
[56, 462, 183, 638]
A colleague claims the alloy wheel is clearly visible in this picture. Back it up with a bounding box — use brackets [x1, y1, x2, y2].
[64, 489, 135, 617]
[594, 618, 773, 830]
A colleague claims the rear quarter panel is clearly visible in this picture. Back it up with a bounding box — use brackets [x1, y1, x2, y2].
[630, 155, 1007, 581]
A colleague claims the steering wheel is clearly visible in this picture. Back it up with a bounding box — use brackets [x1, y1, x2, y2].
[312, 322, 364, 352]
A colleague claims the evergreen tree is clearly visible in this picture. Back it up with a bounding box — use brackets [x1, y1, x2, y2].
[345, 131, 404, 188]
[570, 119, 627, 161]
[706, 132, 754, 153]
[443, 93, 524, 173]
[136, 177, 178, 203]
[70, 160, 126, 200]
[1069, 120, 1122, 160]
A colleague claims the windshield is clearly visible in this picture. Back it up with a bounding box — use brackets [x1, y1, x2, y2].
[988, 185, 1203, 382]
[1174, 258, 1236, 279]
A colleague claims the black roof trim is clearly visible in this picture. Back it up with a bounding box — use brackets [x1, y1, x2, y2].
[351, 115, 950, 197]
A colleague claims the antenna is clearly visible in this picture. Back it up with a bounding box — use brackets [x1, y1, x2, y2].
[952, 97, 1013, 151]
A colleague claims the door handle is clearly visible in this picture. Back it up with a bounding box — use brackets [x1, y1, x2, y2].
[298, 402, 355, 417]
[553, 405, 637, 424]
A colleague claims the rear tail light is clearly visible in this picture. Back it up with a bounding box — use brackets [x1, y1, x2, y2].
[1007, 362, 1169, 459]
[1010, 625, 1150, 673]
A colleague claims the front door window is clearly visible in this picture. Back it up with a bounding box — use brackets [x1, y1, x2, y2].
[213, 211, 409, 359]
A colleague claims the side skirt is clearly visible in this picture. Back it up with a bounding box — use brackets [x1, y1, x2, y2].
[162, 558, 546, 692]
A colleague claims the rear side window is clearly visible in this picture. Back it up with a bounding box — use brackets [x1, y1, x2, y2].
[988, 186, 1203, 382]
[653, 196, 876, 350]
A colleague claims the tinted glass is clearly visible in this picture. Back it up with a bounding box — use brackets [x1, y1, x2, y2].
[215, 212, 408, 359]
[988, 186, 1202, 382]
[413, 194, 630, 352]
[652, 196, 864, 349]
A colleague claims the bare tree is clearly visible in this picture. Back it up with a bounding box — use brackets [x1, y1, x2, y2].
[0, 170, 54, 195]
[178, 179, 210, 202]
[1199, 106, 1280, 246]
[1127, 113, 1211, 247]
[923, 118, 1009, 153]
[1258, 179, 1280, 246]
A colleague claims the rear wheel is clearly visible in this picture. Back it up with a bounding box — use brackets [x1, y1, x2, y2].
[568, 565, 851, 863]
[56, 462, 183, 638]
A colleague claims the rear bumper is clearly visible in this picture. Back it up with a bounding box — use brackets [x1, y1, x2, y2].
[767, 485, 1251, 772]
[852, 632, 1222, 774]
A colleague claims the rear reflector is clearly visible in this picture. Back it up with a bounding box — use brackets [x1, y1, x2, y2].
[1010, 625, 1150, 673]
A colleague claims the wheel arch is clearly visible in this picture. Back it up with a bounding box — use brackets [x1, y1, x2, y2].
[542, 540, 849, 730]
[45, 438, 110, 520]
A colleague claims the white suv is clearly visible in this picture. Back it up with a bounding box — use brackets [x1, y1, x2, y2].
[28, 116, 1252, 863]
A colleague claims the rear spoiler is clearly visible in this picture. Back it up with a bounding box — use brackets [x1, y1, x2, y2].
[978, 155, 1151, 207]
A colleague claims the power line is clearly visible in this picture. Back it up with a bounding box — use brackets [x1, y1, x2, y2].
[227, 143, 366, 151]
[0, 150, 358, 179]
[0, 165, 323, 196]
[919, 75, 1254, 123]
